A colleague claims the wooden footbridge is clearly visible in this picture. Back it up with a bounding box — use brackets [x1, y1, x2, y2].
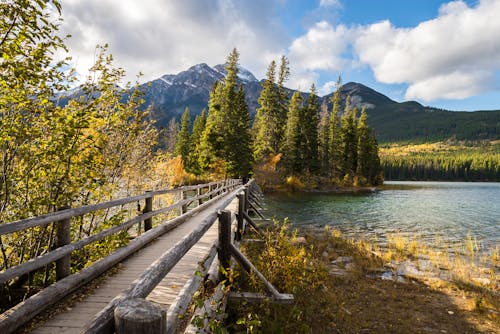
[0, 179, 292, 334]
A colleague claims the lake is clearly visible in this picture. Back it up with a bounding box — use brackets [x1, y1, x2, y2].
[264, 181, 500, 250]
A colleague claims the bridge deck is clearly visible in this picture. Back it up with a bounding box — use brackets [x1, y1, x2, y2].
[29, 196, 236, 334]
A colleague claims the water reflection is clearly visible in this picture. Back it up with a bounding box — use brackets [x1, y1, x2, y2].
[264, 181, 500, 249]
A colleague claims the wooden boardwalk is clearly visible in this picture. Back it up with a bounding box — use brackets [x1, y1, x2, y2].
[29, 196, 237, 334]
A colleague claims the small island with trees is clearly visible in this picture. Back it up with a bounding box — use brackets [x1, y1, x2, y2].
[172, 49, 383, 191]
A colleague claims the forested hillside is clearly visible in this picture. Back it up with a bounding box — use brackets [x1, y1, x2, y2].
[380, 141, 500, 181]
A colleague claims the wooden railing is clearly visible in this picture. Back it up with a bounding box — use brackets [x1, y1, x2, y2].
[85, 179, 292, 334]
[0, 179, 241, 334]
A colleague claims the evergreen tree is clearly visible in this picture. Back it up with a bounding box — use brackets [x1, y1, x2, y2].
[198, 48, 253, 177]
[318, 106, 330, 175]
[284, 91, 304, 174]
[253, 60, 279, 161]
[340, 96, 358, 177]
[198, 82, 223, 170]
[175, 107, 191, 164]
[277, 56, 291, 151]
[187, 109, 206, 174]
[302, 84, 320, 173]
[228, 86, 253, 176]
[253, 56, 291, 163]
[329, 76, 343, 178]
[367, 130, 383, 185]
[356, 108, 371, 182]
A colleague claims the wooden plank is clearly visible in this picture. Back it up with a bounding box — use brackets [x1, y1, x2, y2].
[165, 243, 217, 334]
[83, 186, 244, 334]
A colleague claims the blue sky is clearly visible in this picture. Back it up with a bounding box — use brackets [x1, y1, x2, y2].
[60, 0, 500, 111]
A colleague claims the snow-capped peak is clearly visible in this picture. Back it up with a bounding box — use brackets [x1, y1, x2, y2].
[213, 64, 258, 82]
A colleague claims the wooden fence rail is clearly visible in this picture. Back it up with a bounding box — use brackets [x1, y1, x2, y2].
[0, 179, 241, 334]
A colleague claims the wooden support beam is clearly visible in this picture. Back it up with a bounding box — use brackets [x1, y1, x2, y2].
[247, 201, 266, 220]
[229, 244, 293, 302]
[181, 191, 188, 214]
[242, 211, 262, 235]
[228, 292, 294, 304]
[243, 186, 249, 213]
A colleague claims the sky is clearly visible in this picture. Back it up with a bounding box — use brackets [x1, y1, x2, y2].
[58, 0, 500, 111]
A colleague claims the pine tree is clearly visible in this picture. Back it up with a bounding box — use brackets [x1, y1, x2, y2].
[277, 56, 291, 151]
[228, 86, 253, 176]
[329, 76, 343, 178]
[303, 84, 320, 173]
[187, 109, 206, 174]
[198, 48, 253, 177]
[175, 107, 191, 164]
[318, 106, 330, 175]
[253, 60, 278, 161]
[252, 56, 290, 164]
[356, 108, 371, 183]
[340, 95, 358, 177]
[284, 91, 304, 174]
[368, 130, 383, 185]
[198, 82, 223, 170]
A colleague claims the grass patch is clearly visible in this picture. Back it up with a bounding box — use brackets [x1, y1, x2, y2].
[225, 222, 499, 333]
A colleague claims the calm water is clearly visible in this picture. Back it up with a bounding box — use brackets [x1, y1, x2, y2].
[264, 181, 500, 249]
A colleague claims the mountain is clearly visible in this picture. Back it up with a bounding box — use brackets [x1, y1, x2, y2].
[141, 64, 499, 142]
[321, 83, 500, 142]
[139, 63, 262, 127]
[61, 63, 499, 143]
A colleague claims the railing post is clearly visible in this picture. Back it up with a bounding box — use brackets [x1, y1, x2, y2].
[209, 183, 213, 199]
[197, 187, 203, 206]
[218, 210, 232, 279]
[236, 193, 245, 241]
[55, 207, 71, 281]
[244, 186, 249, 214]
[115, 298, 166, 334]
[144, 191, 153, 232]
[181, 190, 188, 214]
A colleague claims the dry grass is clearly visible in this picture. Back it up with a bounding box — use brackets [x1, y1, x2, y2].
[227, 225, 500, 333]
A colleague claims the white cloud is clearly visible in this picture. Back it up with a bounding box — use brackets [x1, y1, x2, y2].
[319, 0, 341, 8]
[288, 21, 349, 90]
[353, 0, 500, 101]
[59, 0, 287, 84]
[318, 80, 338, 95]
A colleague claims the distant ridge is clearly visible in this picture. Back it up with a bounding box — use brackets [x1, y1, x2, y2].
[62, 63, 500, 143]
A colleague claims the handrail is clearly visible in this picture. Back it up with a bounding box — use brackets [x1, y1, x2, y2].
[0, 180, 225, 236]
[0, 182, 236, 284]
